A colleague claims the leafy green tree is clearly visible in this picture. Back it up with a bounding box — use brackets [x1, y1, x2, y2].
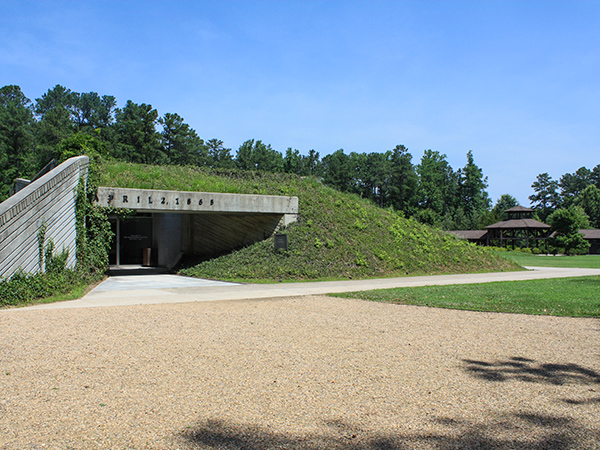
[322, 149, 352, 192]
[35, 87, 118, 163]
[438, 206, 472, 231]
[482, 193, 519, 226]
[413, 208, 440, 226]
[283, 148, 323, 177]
[559, 167, 591, 207]
[254, 140, 283, 172]
[590, 164, 600, 188]
[113, 101, 163, 164]
[206, 138, 235, 169]
[283, 148, 303, 174]
[56, 132, 107, 162]
[529, 172, 560, 221]
[35, 85, 77, 119]
[34, 85, 78, 165]
[305, 149, 322, 176]
[416, 150, 457, 219]
[359, 151, 392, 207]
[159, 113, 208, 166]
[347, 151, 368, 196]
[236, 139, 283, 172]
[457, 150, 491, 228]
[235, 139, 254, 170]
[0, 85, 36, 200]
[548, 206, 590, 255]
[574, 184, 600, 228]
[388, 145, 418, 215]
[73, 91, 116, 133]
[439, 211, 458, 230]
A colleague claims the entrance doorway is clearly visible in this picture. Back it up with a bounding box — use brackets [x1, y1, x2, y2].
[109, 215, 154, 266]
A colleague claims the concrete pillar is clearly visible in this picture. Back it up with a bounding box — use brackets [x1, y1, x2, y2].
[153, 213, 184, 268]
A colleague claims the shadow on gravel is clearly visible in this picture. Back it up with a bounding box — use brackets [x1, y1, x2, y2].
[181, 412, 599, 449]
[562, 396, 600, 405]
[461, 357, 600, 386]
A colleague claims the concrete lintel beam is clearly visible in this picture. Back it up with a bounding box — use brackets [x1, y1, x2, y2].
[96, 187, 299, 215]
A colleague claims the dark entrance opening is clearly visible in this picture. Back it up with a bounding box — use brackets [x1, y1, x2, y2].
[109, 214, 154, 266]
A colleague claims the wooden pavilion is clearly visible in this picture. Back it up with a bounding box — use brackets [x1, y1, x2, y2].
[484, 206, 551, 249]
[580, 229, 600, 254]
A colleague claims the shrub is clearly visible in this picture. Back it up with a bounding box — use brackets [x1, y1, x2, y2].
[45, 243, 69, 274]
[0, 269, 80, 307]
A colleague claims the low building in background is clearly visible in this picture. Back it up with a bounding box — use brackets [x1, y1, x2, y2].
[579, 229, 600, 254]
[448, 206, 600, 254]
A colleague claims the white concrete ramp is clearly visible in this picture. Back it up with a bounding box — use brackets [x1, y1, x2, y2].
[92, 274, 238, 292]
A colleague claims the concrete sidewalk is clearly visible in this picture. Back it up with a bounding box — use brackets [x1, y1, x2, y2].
[12, 266, 600, 310]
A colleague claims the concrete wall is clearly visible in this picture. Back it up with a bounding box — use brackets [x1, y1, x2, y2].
[153, 213, 184, 268]
[0, 156, 89, 279]
[190, 213, 283, 258]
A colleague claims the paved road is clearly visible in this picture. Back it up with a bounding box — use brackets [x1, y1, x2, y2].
[12, 266, 600, 310]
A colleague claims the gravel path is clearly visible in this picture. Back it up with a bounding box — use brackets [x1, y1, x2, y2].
[1, 295, 599, 449]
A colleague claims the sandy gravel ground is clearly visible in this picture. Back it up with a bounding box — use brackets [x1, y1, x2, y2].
[1, 295, 599, 449]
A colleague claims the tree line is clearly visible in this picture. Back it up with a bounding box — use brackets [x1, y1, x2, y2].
[529, 168, 600, 227]
[1, 84, 598, 236]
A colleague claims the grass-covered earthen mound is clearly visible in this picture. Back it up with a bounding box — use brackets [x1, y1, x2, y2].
[99, 160, 519, 281]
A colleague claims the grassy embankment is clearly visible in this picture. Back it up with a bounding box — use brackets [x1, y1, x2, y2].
[99, 160, 519, 282]
[333, 252, 600, 317]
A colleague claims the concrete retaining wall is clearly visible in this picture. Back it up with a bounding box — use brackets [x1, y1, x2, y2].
[0, 156, 89, 279]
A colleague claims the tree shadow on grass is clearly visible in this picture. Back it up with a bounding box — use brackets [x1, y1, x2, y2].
[181, 411, 599, 449]
[461, 356, 600, 385]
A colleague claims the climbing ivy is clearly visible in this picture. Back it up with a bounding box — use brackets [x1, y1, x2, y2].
[37, 221, 46, 271]
[75, 177, 113, 275]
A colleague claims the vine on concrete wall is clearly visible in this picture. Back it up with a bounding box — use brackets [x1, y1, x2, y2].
[37, 222, 46, 272]
[35, 220, 70, 275]
[75, 170, 133, 275]
[75, 177, 113, 275]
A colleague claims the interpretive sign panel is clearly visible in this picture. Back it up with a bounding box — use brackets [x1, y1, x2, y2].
[274, 233, 288, 251]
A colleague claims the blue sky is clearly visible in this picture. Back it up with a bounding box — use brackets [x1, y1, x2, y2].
[2, 0, 599, 205]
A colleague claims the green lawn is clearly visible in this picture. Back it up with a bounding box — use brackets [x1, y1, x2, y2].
[331, 276, 600, 317]
[501, 251, 600, 269]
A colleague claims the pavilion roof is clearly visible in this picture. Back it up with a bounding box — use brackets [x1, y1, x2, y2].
[505, 205, 534, 213]
[580, 229, 600, 239]
[447, 230, 488, 240]
[485, 218, 550, 230]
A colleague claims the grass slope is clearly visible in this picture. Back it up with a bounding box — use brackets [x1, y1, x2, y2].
[332, 276, 600, 317]
[99, 160, 519, 281]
